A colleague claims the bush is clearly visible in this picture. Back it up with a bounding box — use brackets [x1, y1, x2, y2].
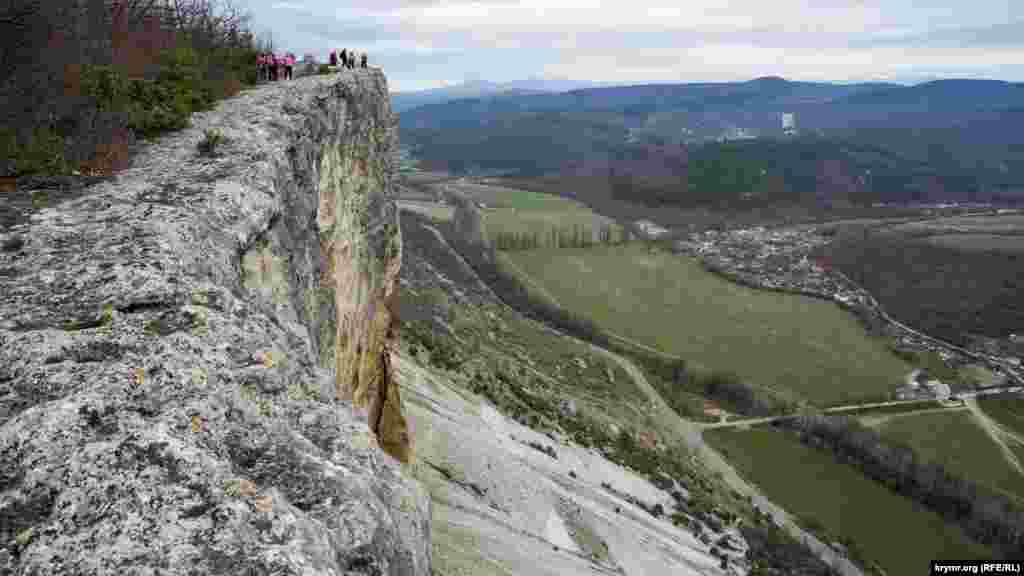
[1, 1, 263, 179]
[197, 128, 225, 156]
[317, 64, 332, 75]
[0, 126, 69, 177]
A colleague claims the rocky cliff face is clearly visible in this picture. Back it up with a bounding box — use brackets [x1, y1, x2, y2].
[0, 70, 427, 575]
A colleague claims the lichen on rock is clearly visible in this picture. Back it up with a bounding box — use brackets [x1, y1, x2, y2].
[0, 70, 426, 575]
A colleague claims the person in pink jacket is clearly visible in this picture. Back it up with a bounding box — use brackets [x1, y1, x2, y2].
[285, 53, 294, 80]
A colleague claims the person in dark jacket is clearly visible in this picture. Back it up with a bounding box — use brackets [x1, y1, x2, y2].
[361, 53, 367, 68]
[340, 49, 347, 69]
[329, 50, 337, 67]
[347, 51, 355, 69]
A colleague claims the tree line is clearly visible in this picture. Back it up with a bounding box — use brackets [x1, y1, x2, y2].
[492, 222, 629, 251]
[1, 0, 264, 178]
[779, 414, 1024, 558]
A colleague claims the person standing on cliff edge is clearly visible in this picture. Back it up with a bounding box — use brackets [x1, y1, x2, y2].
[361, 53, 367, 68]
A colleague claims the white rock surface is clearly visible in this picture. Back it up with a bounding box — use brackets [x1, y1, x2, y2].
[395, 353, 732, 576]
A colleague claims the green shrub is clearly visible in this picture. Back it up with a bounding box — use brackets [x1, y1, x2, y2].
[317, 64, 332, 75]
[81, 64, 132, 111]
[0, 126, 69, 177]
[197, 128, 225, 156]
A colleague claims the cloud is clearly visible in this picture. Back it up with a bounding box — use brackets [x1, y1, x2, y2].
[245, 0, 1024, 91]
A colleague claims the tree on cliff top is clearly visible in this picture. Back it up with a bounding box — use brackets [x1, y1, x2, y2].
[0, 0, 261, 179]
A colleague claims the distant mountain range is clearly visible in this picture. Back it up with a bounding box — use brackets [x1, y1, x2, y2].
[398, 76, 1024, 210]
[390, 77, 621, 113]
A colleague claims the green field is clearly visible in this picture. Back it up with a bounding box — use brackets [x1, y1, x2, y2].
[505, 244, 912, 406]
[877, 410, 1024, 502]
[449, 182, 627, 247]
[978, 394, 1024, 468]
[455, 183, 586, 211]
[397, 200, 454, 222]
[979, 395, 1024, 438]
[706, 428, 992, 574]
[919, 234, 1024, 254]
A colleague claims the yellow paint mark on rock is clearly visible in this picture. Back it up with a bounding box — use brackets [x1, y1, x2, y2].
[132, 368, 145, 387]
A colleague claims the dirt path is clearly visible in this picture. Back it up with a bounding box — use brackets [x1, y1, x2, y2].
[964, 397, 1024, 477]
[859, 405, 969, 428]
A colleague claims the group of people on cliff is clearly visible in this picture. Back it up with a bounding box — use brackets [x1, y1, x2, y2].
[257, 53, 296, 81]
[257, 50, 369, 82]
[329, 49, 368, 70]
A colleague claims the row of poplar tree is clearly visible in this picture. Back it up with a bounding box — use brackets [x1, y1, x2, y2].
[492, 223, 630, 251]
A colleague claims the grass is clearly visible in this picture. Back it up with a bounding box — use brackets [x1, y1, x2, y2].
[920, 234, 1024, 254]
[397, 201, 454, 222]
[505, 243, 913, 406]
[977, 394, 1024, 468]
[978, 394, 1024, 439]
[449, 182, 627, 247]
[705, 428, 993, 575]
[875, 410, 1024, 502]
[454, 183, 585, 211]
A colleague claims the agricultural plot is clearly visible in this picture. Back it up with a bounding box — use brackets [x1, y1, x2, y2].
[979, 395, 1024, 439]
[705, 428, 992, 575]
[449, 182, 628, 247]
[397, 200, 453, 222]
[978, 395, 1024, 467]
[876, 410, 1024, 502]
[505, 244, 912, 406]
[892, 214, 1024, 236]
[918, 234, 1024, 254]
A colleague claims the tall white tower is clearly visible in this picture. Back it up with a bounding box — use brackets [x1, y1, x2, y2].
[782, 112, 796, 134]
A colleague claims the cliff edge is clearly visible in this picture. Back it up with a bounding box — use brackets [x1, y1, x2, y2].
[0, 70, 427, 575]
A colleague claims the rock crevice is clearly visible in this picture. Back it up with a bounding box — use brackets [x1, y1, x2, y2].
[0, 70, 424, 575]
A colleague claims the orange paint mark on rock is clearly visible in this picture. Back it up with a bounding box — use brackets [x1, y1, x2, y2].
[239, 479, 258, 498]
[254, 495, 273, 513]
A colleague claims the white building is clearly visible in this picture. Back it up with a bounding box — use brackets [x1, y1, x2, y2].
[782, 113, 796, 135]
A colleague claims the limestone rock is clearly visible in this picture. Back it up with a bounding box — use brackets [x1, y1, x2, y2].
[0, 71, 427, 574]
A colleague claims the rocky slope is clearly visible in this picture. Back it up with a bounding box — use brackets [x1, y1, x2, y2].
[0, 70, 427, 575]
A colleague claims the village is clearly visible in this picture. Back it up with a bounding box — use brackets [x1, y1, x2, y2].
[671, 224, 1024, 399]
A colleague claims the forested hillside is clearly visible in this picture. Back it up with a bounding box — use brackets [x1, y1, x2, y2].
[399, 77, 1024, 211]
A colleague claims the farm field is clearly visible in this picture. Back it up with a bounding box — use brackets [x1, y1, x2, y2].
[875, 410, 1024, 502]
[505, 243, 912, 406]
[979, 394, 1024, 439]
[891, 214, 1024, 235]
[918, 234, 1024, 253]
[397, 200, 453, 222]
[978, 394, 1024, 467]
[705, 428, 993, 575]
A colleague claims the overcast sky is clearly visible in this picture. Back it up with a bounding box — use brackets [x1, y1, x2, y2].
[245, 0, 1023, 92]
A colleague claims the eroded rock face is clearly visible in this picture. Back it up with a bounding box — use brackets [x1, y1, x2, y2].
[0, 70, 426, 575]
